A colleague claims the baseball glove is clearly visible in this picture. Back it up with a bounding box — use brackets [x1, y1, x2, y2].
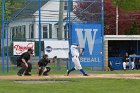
[52, 56, 57, 63]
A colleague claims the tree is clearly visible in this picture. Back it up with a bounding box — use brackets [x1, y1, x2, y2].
[0, 0, 26, 27]
[73, 0, 102, 23]
[113, 0, 140, 34]
[73, 0, 140, 35]
[0, 0, 11, 28]
[104, 0, 116, 34]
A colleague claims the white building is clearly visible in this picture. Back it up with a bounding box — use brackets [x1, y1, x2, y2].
[7, 0, 76, 44]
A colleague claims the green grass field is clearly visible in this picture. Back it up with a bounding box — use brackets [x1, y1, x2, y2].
[0, 64, 140, 93]
[0, 78, 140, 93]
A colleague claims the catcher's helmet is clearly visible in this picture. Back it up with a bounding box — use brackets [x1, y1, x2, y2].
[43, 54, 48, 59]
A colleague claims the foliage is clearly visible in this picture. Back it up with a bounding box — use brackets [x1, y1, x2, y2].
[0, 0, 23, 19]
[104, 0, 116, 34]
[74, 0, 140, 35]
[127, 22, 140, 35]
[112, 0, 140, 35]
[105, 0, 140, 35]
[73, 0, 102, 23]
[0, 0, 26, 41]
[113, 0, 140, 11]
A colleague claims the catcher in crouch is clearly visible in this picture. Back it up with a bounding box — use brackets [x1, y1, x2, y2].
[37, 54, 57, 76]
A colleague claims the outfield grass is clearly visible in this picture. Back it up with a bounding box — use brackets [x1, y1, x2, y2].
[0, 78, 140, 93]
[0, 65, 140, 93]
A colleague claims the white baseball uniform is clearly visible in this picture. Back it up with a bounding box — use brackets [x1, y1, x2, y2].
[123, 62, 135, 70]
[71, 45, 82, 70]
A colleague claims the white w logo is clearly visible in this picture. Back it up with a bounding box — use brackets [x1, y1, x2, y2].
[76, 29, 98, 55]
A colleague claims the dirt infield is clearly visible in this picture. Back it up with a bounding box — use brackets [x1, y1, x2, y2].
[0, 74, 140, 80]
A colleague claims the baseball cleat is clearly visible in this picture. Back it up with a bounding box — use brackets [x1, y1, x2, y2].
[17, 73, 22, 76]
[24, 73, 31, 76]
[43, 73, 49, 76]
[66, 71, 70, 76]
[83, 74, 88, 76]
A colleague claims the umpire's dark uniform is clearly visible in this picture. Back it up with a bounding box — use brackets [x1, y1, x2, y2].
[17, 48, 33, 76]
[38, 54, 51, 76]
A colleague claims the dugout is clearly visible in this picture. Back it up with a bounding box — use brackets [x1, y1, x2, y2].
[104, 35, 140, 70]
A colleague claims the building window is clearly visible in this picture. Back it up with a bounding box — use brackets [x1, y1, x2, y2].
[19, 26, 21, 33]
[12, 27, 16, 38]
[64, 2, 68, 10]
[64, 26, 68, 40]
[29, 24, 34, 38]
[49, 24, 52, 39]
[64, 1, 73, 11]
[10, 25, 26, 40]
[42, 24, 52, 39]
[21, 25, 26, 38]
[57, 28, 59, 38]
[15, 26, 18, 37]
[17, 26, 21, 37]
[43, 25, 48, 38]
[56, 26, 68, 39]
[10, 27, 13, 40]
[10, 27, 16, 40]
[11, 27, 14, 38]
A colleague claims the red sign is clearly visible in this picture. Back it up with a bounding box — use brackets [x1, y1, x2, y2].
[13, 42, 34, 55]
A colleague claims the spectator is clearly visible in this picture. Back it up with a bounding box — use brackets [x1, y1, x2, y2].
[123, 52, 135, 70]
[127, 47, 135, 69]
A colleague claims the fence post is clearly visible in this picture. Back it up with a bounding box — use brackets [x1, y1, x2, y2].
[38, 0, 42, 60]
[1, 0, 5, 73]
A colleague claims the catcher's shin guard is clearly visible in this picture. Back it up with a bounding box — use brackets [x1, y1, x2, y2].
[38, 69, 43, 76]
[43, 67, 51, 76]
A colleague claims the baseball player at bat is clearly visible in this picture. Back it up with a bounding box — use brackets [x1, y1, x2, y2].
[67, 43, 88, 76]
[37, 54, 57, 76]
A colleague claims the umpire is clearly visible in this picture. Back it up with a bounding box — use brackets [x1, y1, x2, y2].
[37, 54, 56, 76]
[17, 48, 33, 76]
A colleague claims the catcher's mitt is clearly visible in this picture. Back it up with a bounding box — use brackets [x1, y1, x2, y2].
[52, 56, 57, 62]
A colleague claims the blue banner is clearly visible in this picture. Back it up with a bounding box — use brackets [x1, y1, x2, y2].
[71, 23, 103, 67]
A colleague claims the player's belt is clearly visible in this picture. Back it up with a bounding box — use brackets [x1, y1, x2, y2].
[72, 56, 78, 57]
